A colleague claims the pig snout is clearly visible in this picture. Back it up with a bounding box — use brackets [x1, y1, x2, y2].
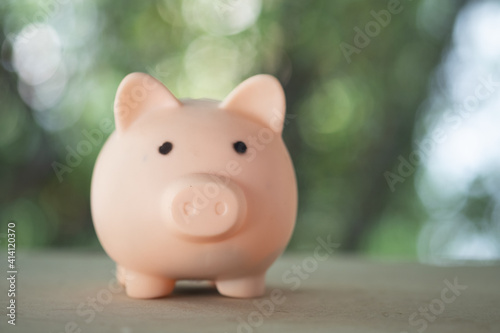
[162, 174, 247, 240]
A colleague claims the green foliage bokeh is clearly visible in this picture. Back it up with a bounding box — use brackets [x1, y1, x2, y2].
[0, 0, 466, 256]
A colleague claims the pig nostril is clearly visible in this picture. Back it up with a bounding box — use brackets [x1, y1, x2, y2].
[183, 202, 198, 217]
[215, 201, 227, 216]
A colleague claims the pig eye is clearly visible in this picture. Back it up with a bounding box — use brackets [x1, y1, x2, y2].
[159, 142, 173, 155]
[233, 141, 247, 154]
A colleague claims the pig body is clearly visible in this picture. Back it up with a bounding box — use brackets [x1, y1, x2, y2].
[91, 73, 297, 298]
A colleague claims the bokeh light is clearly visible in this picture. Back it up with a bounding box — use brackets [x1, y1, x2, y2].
[13, 24, 62, 86]
[182, 0, 262, 36]
[416, 0, 500, 263]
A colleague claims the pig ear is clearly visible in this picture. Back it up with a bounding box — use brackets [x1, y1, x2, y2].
[220, 75, 286, 133]
[114, 72, 181, 132]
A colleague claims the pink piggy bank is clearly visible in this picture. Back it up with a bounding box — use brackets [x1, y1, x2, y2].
[91, 73, 297, 298]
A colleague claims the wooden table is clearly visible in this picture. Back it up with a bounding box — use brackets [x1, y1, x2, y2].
[1, 251, 499, 332]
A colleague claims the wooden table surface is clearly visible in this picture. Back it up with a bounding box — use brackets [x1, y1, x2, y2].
[1, 251, 499, 333]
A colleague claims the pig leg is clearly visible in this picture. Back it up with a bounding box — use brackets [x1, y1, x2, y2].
[116, 264, 126, 286]
[125, 270, 176, 299]
[215, 273, 266, 298]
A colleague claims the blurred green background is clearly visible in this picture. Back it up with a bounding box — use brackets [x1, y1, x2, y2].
[1, 0, 499, 263]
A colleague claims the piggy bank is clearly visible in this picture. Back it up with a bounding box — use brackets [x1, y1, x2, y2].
[91, 73, 297, 298]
